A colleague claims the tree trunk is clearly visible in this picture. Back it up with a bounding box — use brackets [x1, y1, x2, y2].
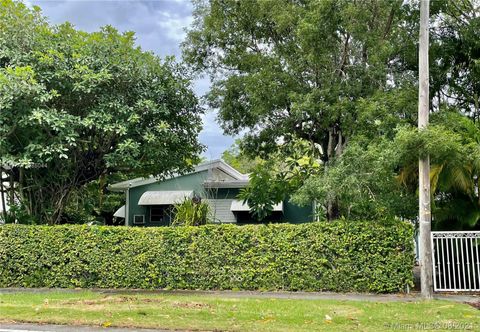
[326, 200, 340, 221]
[474, 92, 479, 125]
[0, 167, 7, 222]
[324, 126, 343, 221]
[9, 171, 15, 221]
[17, 169, 71, 225]
[336, 131, 344, 156]
[327, 128, 335, 159]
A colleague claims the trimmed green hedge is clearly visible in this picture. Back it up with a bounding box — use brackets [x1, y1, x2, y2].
[0, 221, 414, 293]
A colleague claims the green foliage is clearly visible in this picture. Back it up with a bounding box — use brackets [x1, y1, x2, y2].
[171, 198, 211, 227]
[292, 140, 417, 221]
[184, 0, 419, 221]
[238, 160, 287, 221]
[1, 203, 37, 225]
[185, 0, 480, 229]
[63, 174, 127, 225]
[0, 221, 414, 293]
[184, 0, 414, 161]
[221, 139, 261, 174]
[395, 125, 466, 166]
[395, 111, 480, 230]
[429, 1, 480, 119]
[238, 139, 320, 220]
[0, 0, 204, 224]
[434, 195, 480, 231]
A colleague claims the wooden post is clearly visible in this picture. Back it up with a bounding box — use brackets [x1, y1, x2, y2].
[418, 0, 433, 299]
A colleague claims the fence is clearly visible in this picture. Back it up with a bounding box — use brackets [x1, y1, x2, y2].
[431, 231, 480, 292]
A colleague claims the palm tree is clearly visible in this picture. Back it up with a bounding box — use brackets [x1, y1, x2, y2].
[399, 112, 480, 230]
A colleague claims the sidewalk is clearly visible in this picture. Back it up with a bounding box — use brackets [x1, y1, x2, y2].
[1, 288, 478, 303]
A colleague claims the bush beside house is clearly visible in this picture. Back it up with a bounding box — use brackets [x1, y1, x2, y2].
[0, 221, 414, 293]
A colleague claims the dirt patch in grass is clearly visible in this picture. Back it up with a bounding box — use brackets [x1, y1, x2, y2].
[327, 305, 363, 316]
[171, 301, 212, 309]
[60, 296, 166, 306]
[465, 301, 480, 310]
[2, 291, 478, 332]
[60, 296, 211, 311]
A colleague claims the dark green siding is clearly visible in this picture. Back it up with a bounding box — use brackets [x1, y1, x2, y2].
[127, 171, 209, 226]
[283, 201, 314, 224]
[126, 170, 314, 226]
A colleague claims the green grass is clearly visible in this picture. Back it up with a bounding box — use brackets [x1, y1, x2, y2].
[0, 291, 478, 331]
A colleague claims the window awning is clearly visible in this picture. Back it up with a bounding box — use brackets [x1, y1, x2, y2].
[113, 205, 125, 218]
[230, 200, 283, 212]
[138, 191, 193, 205]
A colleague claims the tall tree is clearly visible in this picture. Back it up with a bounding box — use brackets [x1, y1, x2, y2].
[396, 0, 480, 231]
[429, 0, 480, 117]
[0, 0, 204, 224]
[184, 0, 418, 220]
[185, 0, 480, 226]
[185, 0, 411, 162]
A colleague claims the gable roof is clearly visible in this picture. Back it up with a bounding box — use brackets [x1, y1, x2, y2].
[107, 159, 249, 192]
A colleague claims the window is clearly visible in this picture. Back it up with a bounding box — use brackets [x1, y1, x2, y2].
[150, 207, 165, 223]
[133, 215, 145, 225]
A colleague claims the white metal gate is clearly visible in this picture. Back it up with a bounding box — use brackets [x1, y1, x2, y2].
[431, 231, 480, 292]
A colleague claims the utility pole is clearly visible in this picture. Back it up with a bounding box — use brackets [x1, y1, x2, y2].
[418, 0, 433, 299]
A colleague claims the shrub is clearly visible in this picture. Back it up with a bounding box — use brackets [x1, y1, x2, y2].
[0, 221, 414, 293]
[171, 198, 211, 226]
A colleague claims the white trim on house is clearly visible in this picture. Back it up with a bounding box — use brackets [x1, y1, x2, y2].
[196, 160, 248, 181]
[230, 200, 283, 212]
[108, 177, 158, 192]
[138, 190, 193, 205]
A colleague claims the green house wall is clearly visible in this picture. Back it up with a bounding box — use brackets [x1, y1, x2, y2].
[127, 171, 209, 226]
[126, 170, 313, 226]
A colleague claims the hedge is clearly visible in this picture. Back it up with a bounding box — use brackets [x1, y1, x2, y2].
[0, 221, 414, 293]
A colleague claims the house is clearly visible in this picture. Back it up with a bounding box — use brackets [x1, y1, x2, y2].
[108, 160, 314, 226]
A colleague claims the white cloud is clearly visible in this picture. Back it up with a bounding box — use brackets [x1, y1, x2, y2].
[156, 11, 193, 42]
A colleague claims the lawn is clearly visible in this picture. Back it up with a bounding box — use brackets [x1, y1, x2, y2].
[0, 291, 478, 331]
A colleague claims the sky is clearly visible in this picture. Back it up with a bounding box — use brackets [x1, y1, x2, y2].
[28, 0, 235, 159]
